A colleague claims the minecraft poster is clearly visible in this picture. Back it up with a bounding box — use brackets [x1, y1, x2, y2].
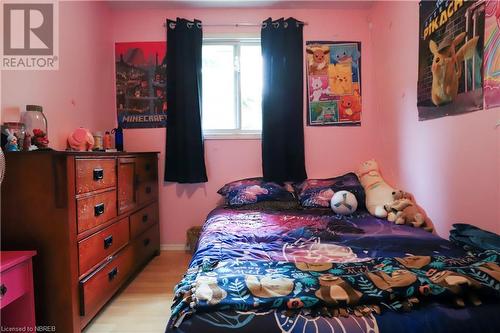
[417, 0, 485, 120]
[115, 42, 167, 128]
[306, 41, 362, 126]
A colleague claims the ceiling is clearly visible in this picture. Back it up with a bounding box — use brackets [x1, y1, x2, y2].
[105, 0, 375, 10]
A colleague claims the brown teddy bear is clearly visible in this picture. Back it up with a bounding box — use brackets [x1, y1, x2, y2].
[384, 190, 433, 232]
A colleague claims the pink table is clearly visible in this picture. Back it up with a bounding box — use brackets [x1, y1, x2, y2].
[1, 251, 37, 331]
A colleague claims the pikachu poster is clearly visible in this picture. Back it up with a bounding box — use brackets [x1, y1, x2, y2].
[417, 0, 485, 120]
[306, 41, 362, 126]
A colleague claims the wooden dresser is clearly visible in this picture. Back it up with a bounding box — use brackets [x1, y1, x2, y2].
[1, 151, 160, 332]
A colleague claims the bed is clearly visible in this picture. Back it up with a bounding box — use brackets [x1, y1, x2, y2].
[165, 205, 500, 333]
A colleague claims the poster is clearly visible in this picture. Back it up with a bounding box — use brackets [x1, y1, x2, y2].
[484, 0, 500, 109]
[115, 42, 167, 128]
[306, 41, 362, 126]
[417, 0, 485, 120]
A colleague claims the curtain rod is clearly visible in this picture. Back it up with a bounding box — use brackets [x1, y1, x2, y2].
[162, 22, 308, 28]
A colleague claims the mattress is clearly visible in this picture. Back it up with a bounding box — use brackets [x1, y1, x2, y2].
[166, 207, 500, 333]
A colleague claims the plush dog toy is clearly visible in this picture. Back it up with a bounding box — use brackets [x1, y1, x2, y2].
[385, 190, 433, 232]
[357, 160, 396, 218]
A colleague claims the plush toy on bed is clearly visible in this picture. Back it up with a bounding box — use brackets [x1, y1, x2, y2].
[357, 159, 396, 218]
[384, 190, 433, 232]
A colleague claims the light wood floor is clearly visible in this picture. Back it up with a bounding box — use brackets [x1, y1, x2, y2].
[84, 251, 192, 333]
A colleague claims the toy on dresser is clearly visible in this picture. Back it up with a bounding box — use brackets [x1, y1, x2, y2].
[384, 190, 434, 232]
[67, 128, 94, 151]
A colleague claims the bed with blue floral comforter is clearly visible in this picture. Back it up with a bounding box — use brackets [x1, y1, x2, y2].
[166, 207, 500, 333]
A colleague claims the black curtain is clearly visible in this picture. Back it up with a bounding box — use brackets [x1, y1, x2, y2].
[164, 18, 207, 183]
[261, 17, 307, 182]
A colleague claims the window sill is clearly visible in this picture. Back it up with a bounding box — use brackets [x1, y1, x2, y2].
[203, 132, 261, 140]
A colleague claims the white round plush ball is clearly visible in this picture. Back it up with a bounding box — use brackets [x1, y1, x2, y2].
[330, 191, 358, 215]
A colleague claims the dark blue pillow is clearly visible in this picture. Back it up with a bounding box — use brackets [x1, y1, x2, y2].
[219, 179, 295, 207]
[294, 172, 365, 209]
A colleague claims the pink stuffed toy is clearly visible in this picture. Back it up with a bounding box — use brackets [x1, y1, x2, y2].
[68, 128, 94, 151]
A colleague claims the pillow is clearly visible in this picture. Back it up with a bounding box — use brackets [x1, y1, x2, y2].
[217, 177, 262, 196]
[230, 200, 300, 211]
[218, 178, 296, 207]
[294, 172, 365, 209]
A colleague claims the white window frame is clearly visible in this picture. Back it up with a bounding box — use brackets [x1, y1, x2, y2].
[202, 37, 262, 140]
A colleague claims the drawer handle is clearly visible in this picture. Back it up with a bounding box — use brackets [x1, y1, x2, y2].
[104, 235, 113, 249]
[143, 238, 151, 247]
[142, 214, 148, 223]
[93, 168, 104, 181]
[0, 284, 7, 297]
[145, 186, 152, 194]
[94, 203, 105, 216]
[108, 267, 118, 281]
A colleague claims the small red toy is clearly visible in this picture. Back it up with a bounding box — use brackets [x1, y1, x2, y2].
[31, 128, 49, 149]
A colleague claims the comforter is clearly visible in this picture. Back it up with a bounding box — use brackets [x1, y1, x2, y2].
[166, 208, 500, 333]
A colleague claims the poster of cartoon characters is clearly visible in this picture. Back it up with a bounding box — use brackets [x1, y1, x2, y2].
[417, 0, 485, 120]
[115, 42, 167, 128]
[306, 41, 362, 126]
[484, 0, 500, 109]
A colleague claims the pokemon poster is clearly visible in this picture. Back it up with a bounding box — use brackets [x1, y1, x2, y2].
[306, 41, 362, 126]
[417, 0, 485, 120]
[484, 0, 500, 109]
[115, 42, 167, 128]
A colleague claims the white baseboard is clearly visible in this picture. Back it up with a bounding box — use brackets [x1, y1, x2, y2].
[160, 243, 187, 251]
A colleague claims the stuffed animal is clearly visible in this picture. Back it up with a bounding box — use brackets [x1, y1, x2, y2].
[328, 62, 353, 95]
[330, 44, 360, 72]
[310, 77, 327, 102]
[32, 129, 49, 149]
[306, 47, 329, 75]
[339, 91, 361, 121]
[4, 130, 19, 152]
[68, 128, 94, 151]
[316, 104, 337, 123]
[384, 190, 433, 232]
[357, 159, 396, 218]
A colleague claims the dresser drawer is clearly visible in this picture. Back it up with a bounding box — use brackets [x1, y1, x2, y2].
[76, 159, 116, 194]
[137, 182, 158, 205]
[79, 246, 133, 317]
[136, 156, 157, 181]
[77, 190, 117, 233]
[130, 203, 158, 239]
[78, 218, 130, 276]
[0, 262, 30, 309]
[136, 156, 158, 205]
[132, 224, 160, 271]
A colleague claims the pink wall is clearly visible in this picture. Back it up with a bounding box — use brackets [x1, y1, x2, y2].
[1, 1, 116, 150]
[370, 1, 500, 236]
[2, 1, 496, 245]
[111, 6, 379, 245]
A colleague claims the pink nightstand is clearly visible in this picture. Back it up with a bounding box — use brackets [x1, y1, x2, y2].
[1, 251, 37, 331]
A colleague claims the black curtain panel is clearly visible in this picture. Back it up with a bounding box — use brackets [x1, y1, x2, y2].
[164, 18, 207, 183]
[261, 17, 307, 183]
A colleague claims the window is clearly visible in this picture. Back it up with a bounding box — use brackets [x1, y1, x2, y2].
[202, 38, 262, 139]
